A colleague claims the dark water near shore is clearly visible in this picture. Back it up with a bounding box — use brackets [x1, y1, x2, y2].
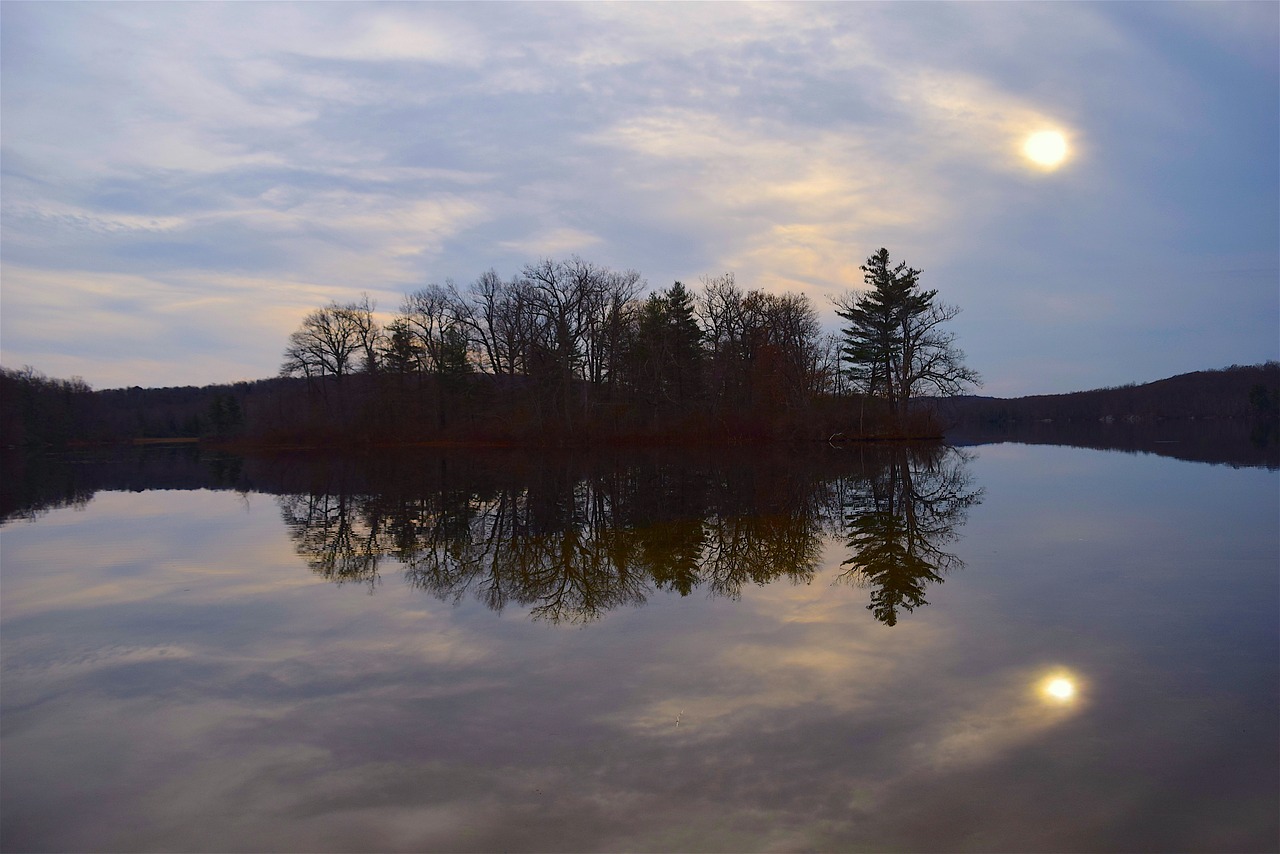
[1, 441, 1276, 852]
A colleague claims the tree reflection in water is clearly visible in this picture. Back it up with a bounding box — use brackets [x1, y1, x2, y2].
[835, 445, 982, 625]
[277, 446, 979, 625]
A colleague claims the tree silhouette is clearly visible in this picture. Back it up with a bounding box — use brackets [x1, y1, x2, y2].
[837, 445, 982, 625]
[280, 297, 379, 382]
[834, 249, 980, 422]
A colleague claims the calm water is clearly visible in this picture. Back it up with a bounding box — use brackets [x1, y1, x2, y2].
[1, 443, 1276, 852]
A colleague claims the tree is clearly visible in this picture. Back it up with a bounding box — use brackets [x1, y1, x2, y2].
[519, 256, 641, 428]
[581, 268, 644, 393]
[522, 257, 591, 426]
[456, 270, 544, 377]
[697, 272, 751, 407]
[663, 281, 704, 402]
[401, 283, 467, 376]
[696, 275, 824, 412]
[628, 281, 704, 406]
[379, 317, 425, 375]
[459, 270, 511, 375]
[399, 283, 475, 429]
[834, 249, 979, 419]
[742, 290, 823, 408]
[836, 445, 981, 626]
[280, 298, 380, 381]
[347, 294, 382, 374]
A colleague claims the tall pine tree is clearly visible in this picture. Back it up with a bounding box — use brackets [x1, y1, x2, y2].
[835, 249, 978, 420]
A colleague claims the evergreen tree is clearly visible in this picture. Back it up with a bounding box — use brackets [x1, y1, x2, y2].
[380, 318, 425, 375]
[664, 281, 704, 403]
[835, 248, 979, 418]
[629, 282, 705, 406]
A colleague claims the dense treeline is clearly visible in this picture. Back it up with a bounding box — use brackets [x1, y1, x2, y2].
[939, 362, 1280, 467]
[263, 251, 977, 445]
[8, 250, 1274, 451]
[269, 261, 861, 445]
[4, 353, 1274, 453]
[0, 366, 98, 448]
[3, 251, 979, 448]
[0, 364, 282, 449]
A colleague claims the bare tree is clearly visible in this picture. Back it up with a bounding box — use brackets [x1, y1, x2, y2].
[696, 272, 744, 361]
[280, 298, 380, 381]
[899, 302, 982, 402]
[695, 275, 824, 410]
[458, 269, 508, 375]
[697, 272, 746, 403]
[581, 268, 644, 391]
[521, 257, 597, 426]
[523, 258, 588, 370]
[348, 294, 381, 374]
[401, 283, 462, 374]
[758, 291, 824, 405]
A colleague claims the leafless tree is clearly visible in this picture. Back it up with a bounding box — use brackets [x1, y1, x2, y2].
[581, 268, 644, 391]
[280, 297, 380, 381]
[401, 282, 462, 374]
[458, 270, 541, 376]
[696, 275, 824, 409]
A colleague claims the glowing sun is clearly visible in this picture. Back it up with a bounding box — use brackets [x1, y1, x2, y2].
[1045, 678, 1075, 700]
[1023, 130, 1069, 169]
[1038, 672, 1080, 704]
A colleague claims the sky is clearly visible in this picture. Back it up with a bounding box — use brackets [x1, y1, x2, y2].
[2, 1, 1277, 397]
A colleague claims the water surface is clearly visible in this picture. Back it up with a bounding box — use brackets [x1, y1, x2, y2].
[1, 443, 1276, 852]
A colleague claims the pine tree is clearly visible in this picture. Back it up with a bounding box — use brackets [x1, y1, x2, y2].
[835, 249, 979, 420]
[380, 318, 425, 375]
[664, 281, 704, 403]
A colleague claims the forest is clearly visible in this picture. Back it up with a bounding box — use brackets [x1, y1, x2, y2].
[0, 251, 978, 449]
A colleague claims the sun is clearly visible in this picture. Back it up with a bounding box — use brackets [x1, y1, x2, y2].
[1023, 130, 1069, 169]
[1038, 671, 1081, 704]
[1045, 678, 1075, 700]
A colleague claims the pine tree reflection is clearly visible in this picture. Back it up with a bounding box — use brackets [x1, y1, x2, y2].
[274, 447, 978, 624]
[836, 445, 982, 625]
[640, 519, 706, 596]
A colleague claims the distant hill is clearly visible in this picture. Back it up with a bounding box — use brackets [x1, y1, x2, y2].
[939, 363, 1280, 469]
[938, 362, 1279, 426]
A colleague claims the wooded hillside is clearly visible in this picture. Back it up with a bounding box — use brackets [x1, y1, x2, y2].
[940, 363, 1279, 425]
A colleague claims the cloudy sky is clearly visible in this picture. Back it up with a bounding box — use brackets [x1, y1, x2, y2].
[2, 1, 1276, 395]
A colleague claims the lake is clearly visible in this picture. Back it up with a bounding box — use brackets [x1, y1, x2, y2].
[1, 441, 1276, 852]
